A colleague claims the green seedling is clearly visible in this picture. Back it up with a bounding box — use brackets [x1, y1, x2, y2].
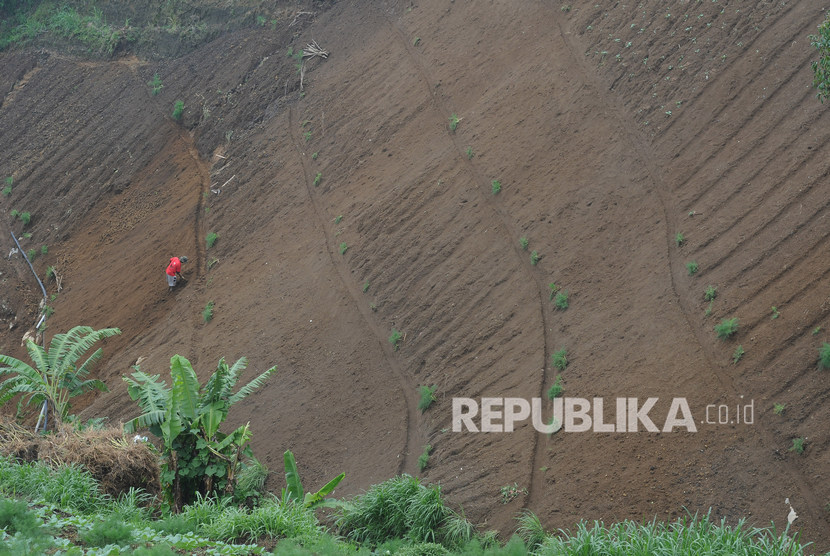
[704, 285, 717, 301]
[466, 146, 474, 159]
[546, 375, 563, 399]
[339, 242, 348, 255]
[548, 283, 560, 300]
[389, 328, 402, 351]
[313, 172, 322, 186]
[417, 385, 436, 412]
[491, 180, 501, 195]
[789, 437, 805, 455]
[551, 348, 568, 371]
[675, 232, 685, 246]
[686, 261, 698, 275]
[773, 403, 786, 415]
[812, 326, 821, 336]
[362, 280, 370, 293]
[771, 306, 780, 320]
[554, 290, 569, 310]
[172, 100, 184, 120]
[732, 345, 744, 364]
[417, 444, 432, 471]
[311, 151, 319, 160]
[820, 342, 830, 369]
[206, 231, 219, 249]
[448, 113, 461, 132]
[334, 215, 343, 224]
[714, 317, 739, 340]
[519, 237, 529, 250]
[148, 73, 163, 95]
[202, 301, 214, 323]
[530, 250, 540, 265]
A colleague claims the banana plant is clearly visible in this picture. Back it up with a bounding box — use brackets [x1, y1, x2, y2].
[123, 354, 276, 510]
[282, 449, 345, 508]
[0, 325, 121, 428]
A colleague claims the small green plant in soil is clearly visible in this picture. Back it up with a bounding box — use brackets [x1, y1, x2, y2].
[773, 403, 786, 415]
[2, 178, 11, 196]
[705, 301, 713, 316]
[810, 11, 830, 103]
[10, 209, 18, 219]
[47, 265, 56, 279]
[26, 248, 37, 260]
[311, 151, 319, 160]
[554, 290, 569, 310]
[548, 282, 560, 300]
[417, 384, 436, 412]
[732, 345, 744, 365]
[172, 100, 184, 120]
[202, 301, 214, 323]
[551, 348, 568, 371]
[491, 180, 501, 195]
[820, 342, 830, 369]
[675, 232, 685, 246]
[530, 250, 540, 265]
[813, 326, 822, 335]
[448, 113, 461, 132]
[304, 130, 312, 142]
[771, 306, 780, 319]
[686, 260, 699, 276]
[789, 437, 805, 454]
[20, 211, 31, 226]
[206, 231, 219, 249]
[546, 375, 563, 399]
[704, 285, 717, 301]
[40, 244, 47, 255]
[412, 36, 421, 46]
[417, 444, 432, 471]
[314, 172, 322, 186]
[389, 328, 402, 350]
[207, 257, 219, 269]
[466, 146, 474, 159]
[500, 483, 527, 504]
[362, 280, 370, 293]
[339, 242, 348, 255]
[149, 73, 163, 95]
[334, 215, 343, 224]
[519, 236, 529, 250]
[714, 317, 739, 340]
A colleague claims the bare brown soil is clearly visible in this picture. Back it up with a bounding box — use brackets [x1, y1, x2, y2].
[1, 0, 829, 549]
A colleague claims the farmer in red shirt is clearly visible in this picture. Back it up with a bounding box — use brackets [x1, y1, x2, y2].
[166, 256, 188, 292]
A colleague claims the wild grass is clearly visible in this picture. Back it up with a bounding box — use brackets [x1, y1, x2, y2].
[546, 375, 563, 399]
[81, 514, 134, 547]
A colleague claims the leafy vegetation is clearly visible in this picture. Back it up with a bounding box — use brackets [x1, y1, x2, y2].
[810, 11, 830, 103]
[448, 113, 461, 132]
[546, 375, 563, 399]
[339, 241, 348, 255]
[282, 450, 344, 509]
[389, 328, 403, 351]
[675, 232, 685, 247]
[771, 306, 780, 320]
[417, 385, 437, 412]
[686, 260, 698, 276]
[465, 146, 474, 159]
[417, 444, 432, 471]
[704, 285, 717, 302]
[553, 290, 569, 310]
[123, 355, 276, 510]
[314, 172, 322, 186]
[491, 180, 501, 195]
[714, 317, 739, 340]
[819, 342, 830, 369]
[732, 345, 744, 365]
[790, 437, 805, 455]
[519, 237, 529, 250]
[206, 231, 219, 249]
[172, 100, 184, 121]
[202, 300, 214, 323]
[530, 250, 540, 265]
[773, 403, 786, 415]
[551, 348, 568, 371]
[500, 483, 527, 504]
[0, 325, 121, 426]
[149, 73, 163, 95]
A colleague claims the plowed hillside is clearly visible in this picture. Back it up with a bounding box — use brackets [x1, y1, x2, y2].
[1, 0, 828, 548]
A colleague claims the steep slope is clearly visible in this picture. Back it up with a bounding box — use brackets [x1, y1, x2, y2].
[0, 0, 828, 548]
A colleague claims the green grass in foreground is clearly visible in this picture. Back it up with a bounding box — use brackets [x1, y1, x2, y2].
[0, 456, 813, 555]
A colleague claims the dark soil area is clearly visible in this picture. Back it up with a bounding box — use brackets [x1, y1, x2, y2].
[1, 0, 829, 549]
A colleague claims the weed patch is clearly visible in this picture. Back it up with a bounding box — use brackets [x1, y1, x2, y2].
[714, 317, 738, 340]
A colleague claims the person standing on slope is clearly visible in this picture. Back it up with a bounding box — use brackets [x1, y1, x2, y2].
[166, 255, 188, 292]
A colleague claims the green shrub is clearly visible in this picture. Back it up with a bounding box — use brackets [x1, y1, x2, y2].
[80, 514, 134, 547]
[820, 342, 830, 369]
[675, 232, 684, 247]
[686, 260, 698, 275]
[551, 348, 568, 371]
[790, 437, 805, 455]
[546, 375, 563, 399]
[172, 100, 184, 120]
[206, 231, 219, 249]
[714, 317, 738, 340]
[20, 211, 31, 226]
[417, 385, 437, 412]
[417, 444, 432, 471]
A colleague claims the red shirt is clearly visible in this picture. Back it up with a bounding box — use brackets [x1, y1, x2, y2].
[166, 257, 182, 276]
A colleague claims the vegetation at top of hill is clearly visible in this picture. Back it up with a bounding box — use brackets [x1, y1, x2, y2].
[0, 0, 320, 58]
